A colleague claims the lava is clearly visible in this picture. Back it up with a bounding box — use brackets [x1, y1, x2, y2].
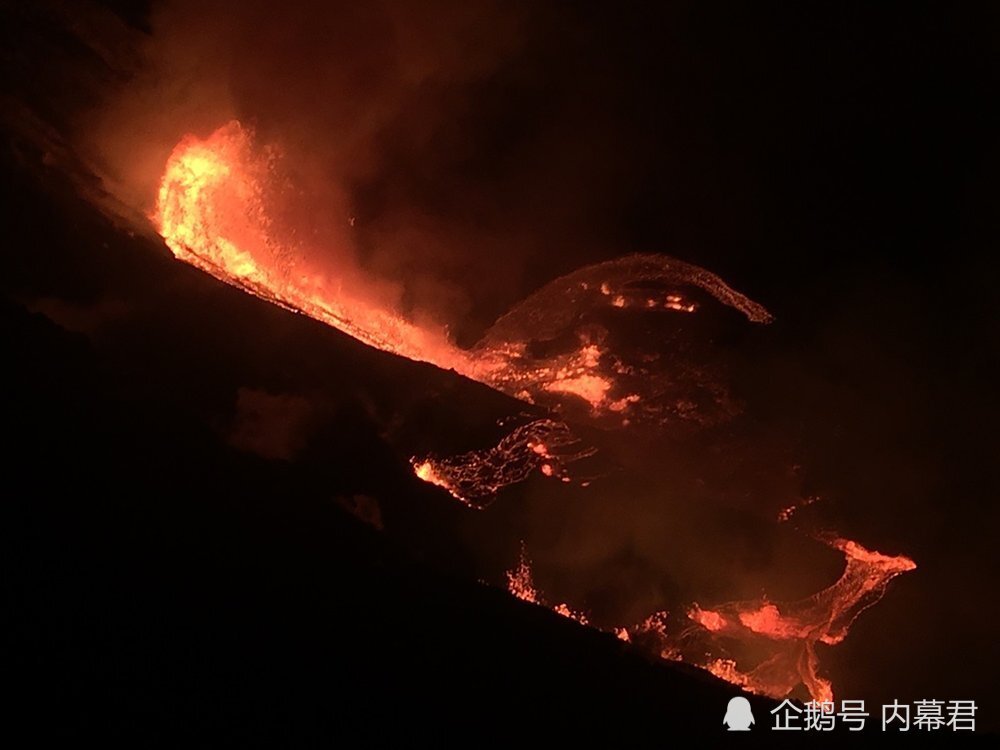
[410, 419, 594, 507]
[507, 538, 915, 702]
[506, 548, 540, 605]
[156, 122, 477, 374]
[156, 120, 775, 500]
[507, 547, 588, 625]
[156, 122, 773, 428]
[155, 120, 916, 703]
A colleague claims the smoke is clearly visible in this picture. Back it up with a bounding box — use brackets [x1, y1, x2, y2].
[42, 0, 906, 666]
[75, 0, 538, 339]
[6, 0, 995, 716]
[228, 387, 314, 460]
[72, 0, 732, 346]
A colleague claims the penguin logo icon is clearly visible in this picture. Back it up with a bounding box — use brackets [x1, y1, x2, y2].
[723, 696, 755, 731]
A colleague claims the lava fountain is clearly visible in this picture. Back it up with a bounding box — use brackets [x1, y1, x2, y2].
[156, 121, 474, 373]
[156, 121, 772, 423]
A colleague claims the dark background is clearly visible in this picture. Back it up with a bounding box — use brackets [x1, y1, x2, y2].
[2, 0, 997, 740]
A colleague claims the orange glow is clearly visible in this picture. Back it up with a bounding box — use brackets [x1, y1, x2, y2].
[689, 606, 726, 632]
[504, 535, 913, 704]
[412, 460, 464, 502]
[157, 123, 657, 500]
[506, 548, 539, 605]
[506, 549, 588, 624]
[543, 373, 612, 408]
[155, 122, 913, 706]
[738, 604, 814, 639]
[410, 419, 595, 506]
[155, 121, 773, 432]
[156, 122, 476, 375]
[705, 659, 752, 690]
[553, 602, 589, 625]
[155, 122, 619, 412]
[777, 494, 820, 522]
[684, 537, 916, 700]
[664, 300, 696, 312]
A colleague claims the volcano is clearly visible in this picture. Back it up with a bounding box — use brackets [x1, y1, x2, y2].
[2, 0, 998, 742]
[2, 151, 785, 741]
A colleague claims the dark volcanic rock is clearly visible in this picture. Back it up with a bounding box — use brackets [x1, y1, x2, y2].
[0, 142, 780, 742]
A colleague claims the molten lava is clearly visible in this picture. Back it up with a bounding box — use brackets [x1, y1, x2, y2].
[156, 121, 775, 500]
[507, 547, 589, 625]
[509, 538, 915, 702]
[156, 122, 473, 373]
[685, 536, 916, 701]
[155, 120, 916, 704]
[410, 419, 595, 508]
[156, 122, 771, 424]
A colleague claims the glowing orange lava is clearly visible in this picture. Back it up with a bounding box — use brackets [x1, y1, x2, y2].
[156, 122, 477, 374]
[506, 550, 540, 605]
[155, 122, 772, 431]
[155, 121, 915, 703]
[684, 537, 914, 700]
[409, 419, 595, 507]
[508, 537, 914, 702]
[507, 547, 588, 625]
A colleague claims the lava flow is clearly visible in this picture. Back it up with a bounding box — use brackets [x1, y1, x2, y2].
[156, 121, 776, 501]
[156, 121, 475, 374]
[411, 419, 595, 508]
[686, 536, 916, 701]
[156, 121, 772, 423]
[154, 120, 916, 703]
[510, 538, 915, 702]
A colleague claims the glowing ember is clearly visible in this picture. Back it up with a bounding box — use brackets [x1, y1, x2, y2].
[777, 494, 820, 523]
[705, 659, 753, 691]
[690, 607, 727, 632]
[553, 603, 589, 625]
[506, 548, 589, 624]
[506, 548, 540, 605]
[412, 461, 452, 494]
[625, 611, 680, 661]
[543, 373, 612, 408]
